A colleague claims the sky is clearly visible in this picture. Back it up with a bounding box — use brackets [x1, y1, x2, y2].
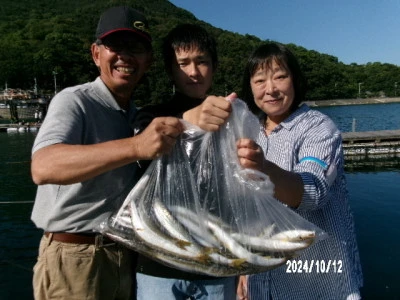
[168, 0, 400, 66]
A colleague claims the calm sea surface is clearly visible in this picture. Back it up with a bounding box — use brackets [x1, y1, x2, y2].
[1, 103, 400, 299]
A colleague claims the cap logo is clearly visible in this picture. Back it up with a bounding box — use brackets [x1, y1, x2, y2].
[133, 21, 150, 34]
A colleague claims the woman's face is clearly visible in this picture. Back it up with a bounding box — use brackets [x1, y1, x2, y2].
[250, 59, 295, 124]
[171, 47, 214, 99]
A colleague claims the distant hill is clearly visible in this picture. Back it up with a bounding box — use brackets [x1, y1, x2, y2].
[0, 0, 399, 104]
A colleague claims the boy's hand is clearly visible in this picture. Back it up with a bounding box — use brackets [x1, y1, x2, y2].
[183, 92, 237, 131]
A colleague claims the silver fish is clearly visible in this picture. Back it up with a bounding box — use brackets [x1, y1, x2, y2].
[137, 242, 263, 277]
[270, 229, 316, 242]
[153, 200, 200, 250]
[129, 200, 206, 261]
[170, 206, 222, 248]
[206, 219, 287, 268]
[231, 233, 312, 252]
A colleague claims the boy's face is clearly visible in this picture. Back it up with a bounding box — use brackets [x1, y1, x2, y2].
[171, 46, 214, 99]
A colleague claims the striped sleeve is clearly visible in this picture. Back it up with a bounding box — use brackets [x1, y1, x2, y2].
[295, 120, 342, 212]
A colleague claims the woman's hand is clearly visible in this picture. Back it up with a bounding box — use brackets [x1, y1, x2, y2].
[237, 138, 304, 208]
[236, 275, 248, 300]
[237, 138, 266, 172]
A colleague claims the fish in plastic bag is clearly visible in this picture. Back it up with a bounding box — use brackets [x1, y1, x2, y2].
[99, 98, 327, 276]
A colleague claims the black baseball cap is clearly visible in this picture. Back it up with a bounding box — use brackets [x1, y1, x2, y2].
[95, 6, 152, 42]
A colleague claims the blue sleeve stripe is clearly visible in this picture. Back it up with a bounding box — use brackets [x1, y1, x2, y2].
[299, 156, 328, 170]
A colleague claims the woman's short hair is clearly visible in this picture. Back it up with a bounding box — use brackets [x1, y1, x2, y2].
[241, 42, 307, 115]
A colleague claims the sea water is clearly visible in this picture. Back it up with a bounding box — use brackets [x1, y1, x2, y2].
[1, 103, 400, 299]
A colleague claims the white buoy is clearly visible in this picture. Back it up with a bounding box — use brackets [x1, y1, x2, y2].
[7, 127, 18, 133]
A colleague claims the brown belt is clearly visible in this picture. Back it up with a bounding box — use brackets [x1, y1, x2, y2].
[44, 232, 115, 245]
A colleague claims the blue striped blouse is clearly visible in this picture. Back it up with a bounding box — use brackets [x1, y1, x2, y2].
[247, 104, 363, 300]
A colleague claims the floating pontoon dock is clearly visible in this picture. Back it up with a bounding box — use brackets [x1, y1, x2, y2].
[342, 130, 400, 169]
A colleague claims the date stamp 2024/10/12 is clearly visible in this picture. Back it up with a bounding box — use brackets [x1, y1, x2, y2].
[286, 259, 343, 274]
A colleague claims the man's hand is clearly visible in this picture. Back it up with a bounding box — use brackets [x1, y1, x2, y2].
[31, 117, 183, 185]
[133, 116, 184, 160]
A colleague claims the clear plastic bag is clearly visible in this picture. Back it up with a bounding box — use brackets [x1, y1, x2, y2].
[99, 98, 326, 276]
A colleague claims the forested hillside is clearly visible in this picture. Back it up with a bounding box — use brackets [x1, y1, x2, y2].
[0, 0, 399, 105]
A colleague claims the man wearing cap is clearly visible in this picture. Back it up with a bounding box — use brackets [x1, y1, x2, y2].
[30, 6, 184, 300]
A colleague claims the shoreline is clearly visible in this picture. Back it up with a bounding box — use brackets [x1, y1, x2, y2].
[304, 97, 400, 107]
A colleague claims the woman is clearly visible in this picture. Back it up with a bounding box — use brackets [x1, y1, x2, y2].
[236, 42, 363, 299]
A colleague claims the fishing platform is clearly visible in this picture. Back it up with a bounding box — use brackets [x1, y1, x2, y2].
[0, 124, 40, 133]
[342, 129, 400, 169]
[1, 123, 400, 169]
